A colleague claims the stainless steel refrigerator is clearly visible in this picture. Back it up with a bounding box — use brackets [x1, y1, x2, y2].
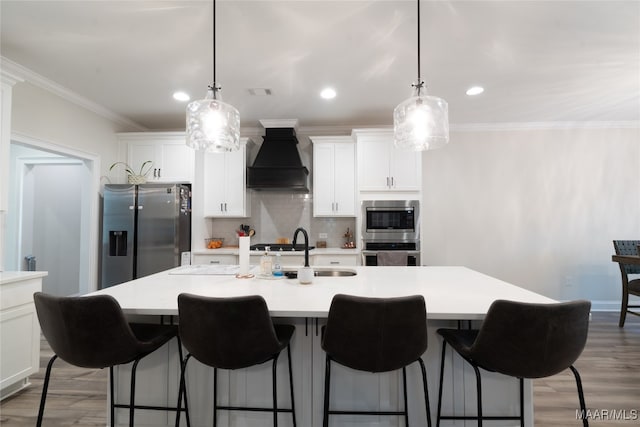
[100, 183, 191, 288]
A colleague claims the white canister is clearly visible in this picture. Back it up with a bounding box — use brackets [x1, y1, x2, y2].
[298, 267, 314, 284]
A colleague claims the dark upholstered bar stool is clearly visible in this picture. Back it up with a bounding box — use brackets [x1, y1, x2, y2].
[175, 293, 296, 427]
[33, 292, 189, 427]
[612, 240, 640, 327]
[321, 294, 432, 427]
[436, 299, 591, 427]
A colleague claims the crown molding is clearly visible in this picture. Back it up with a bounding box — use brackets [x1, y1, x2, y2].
[0, 57, 147, 131]
[451, 121, 640, 132]
[0, 67, 24, 86]
[259, 118, 299, 131]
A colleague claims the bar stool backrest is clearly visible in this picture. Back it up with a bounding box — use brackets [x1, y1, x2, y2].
[322, 294, 428, 373]
[469, 299, 591, 378]
[177, 293, 284, 369]
[33, 292, 143, 369]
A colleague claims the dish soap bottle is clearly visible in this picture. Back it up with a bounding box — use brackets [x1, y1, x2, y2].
[272, 253, 283, 277]
[260, 247, 273, 276]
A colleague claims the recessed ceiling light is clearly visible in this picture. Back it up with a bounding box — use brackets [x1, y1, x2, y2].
[466, 86, 484, 96]
[173, 91, 190, 102]
[320, 88, 336, 100]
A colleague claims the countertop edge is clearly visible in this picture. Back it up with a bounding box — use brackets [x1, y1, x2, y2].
[0, 271, 48, 285]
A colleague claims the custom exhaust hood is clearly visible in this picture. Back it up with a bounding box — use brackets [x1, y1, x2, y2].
[247, 120, 309, 192]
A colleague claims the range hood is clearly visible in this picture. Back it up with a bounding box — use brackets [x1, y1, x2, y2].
[247, 120, 309, 192]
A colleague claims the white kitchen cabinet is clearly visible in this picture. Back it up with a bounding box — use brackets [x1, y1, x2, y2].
[118, 132, 194, 183]
[313, 254, 358, 266]
[310, 137, 356, 217]
[1, 272, 45, 400]
[203, 139, 251, 218]
[353, 129, 421, 192]
[191, 253, 237, 265]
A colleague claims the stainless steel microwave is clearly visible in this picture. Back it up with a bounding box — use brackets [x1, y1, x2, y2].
[361, 200, 420, 242]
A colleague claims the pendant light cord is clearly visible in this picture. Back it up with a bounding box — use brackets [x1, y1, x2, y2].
[213, 0, 216, 86]
[416, 0, 420, 82]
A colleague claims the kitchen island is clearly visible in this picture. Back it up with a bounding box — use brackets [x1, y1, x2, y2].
[90, 266, 555, 427]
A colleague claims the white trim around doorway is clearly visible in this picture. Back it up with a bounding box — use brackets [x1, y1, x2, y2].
[10, 131, 101, 293]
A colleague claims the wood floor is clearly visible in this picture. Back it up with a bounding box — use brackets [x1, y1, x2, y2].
[1, 312, 638, 426]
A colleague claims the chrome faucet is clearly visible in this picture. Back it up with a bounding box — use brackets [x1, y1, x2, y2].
[292, 227, 310, 267]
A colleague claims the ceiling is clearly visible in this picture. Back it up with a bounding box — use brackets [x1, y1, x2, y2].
[1, 0, 639, 132]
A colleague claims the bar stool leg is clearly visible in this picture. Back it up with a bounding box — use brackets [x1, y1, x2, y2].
[272, 353, 280, 427]
[175, 354, 192, 427]
[402, 367, 409, 427]
[286, 344, 297, 427]
[175, 339, 191, 427]
[436, 341, 447, 427]
[213, 368, 218, 427]
[570, 365, 589, 427]
[36, 355, 58, 427]
[110, 366, 116, 427]
[322, 356, 331, 427]
[129, 358, 142, 427]
[471, 364, 483, 427]
[417, 358, 432, 427]
[519, 377, 524, 427]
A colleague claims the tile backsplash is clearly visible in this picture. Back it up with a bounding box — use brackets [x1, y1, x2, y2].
[206, 192, 355, 248]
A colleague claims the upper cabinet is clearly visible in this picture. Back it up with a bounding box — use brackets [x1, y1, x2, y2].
[353, 129, 421, 192]
[203, 138, 251, 218]
[118, 132, 194, 183]
[311, 136, 356, 217]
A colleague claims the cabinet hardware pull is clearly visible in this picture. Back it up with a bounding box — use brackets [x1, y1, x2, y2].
[391, 176, 394, 187]
[158, 168, 161, 177]
[386, 177, 390, 187]
[224, 203, 227, 212]
[153, 168, 157, 178]
[330, 261, 340, 265]
[335, 202, 338, 211]
[220, 203, 223, 212]
[210, 260, 220, 264]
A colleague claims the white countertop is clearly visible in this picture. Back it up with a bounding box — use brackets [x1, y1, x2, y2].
[88, 266, 555, 319]
[0, 271, 48, 285]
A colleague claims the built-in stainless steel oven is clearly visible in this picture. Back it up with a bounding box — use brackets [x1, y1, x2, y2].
[361, 200, 420, 266]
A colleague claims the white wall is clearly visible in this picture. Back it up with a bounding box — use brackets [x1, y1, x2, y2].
[11, 82, 126, 171]
[3, 80, 131, 288]
[421, 125, 640, 309]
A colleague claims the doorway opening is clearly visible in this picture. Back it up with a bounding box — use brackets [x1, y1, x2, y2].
[5, 134, 99, 296]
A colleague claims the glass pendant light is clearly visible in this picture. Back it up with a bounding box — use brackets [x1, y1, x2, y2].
[393, 0, 449, 151]
[186, 0, 240, 152]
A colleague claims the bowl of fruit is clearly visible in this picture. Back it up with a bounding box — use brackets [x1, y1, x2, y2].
[205, 238, 224, 249]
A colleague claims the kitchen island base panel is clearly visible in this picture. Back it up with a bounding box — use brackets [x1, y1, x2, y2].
[110, 317, 530, 427]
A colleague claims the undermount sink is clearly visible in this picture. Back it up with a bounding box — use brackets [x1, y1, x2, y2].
[284, 268, 357, 279]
